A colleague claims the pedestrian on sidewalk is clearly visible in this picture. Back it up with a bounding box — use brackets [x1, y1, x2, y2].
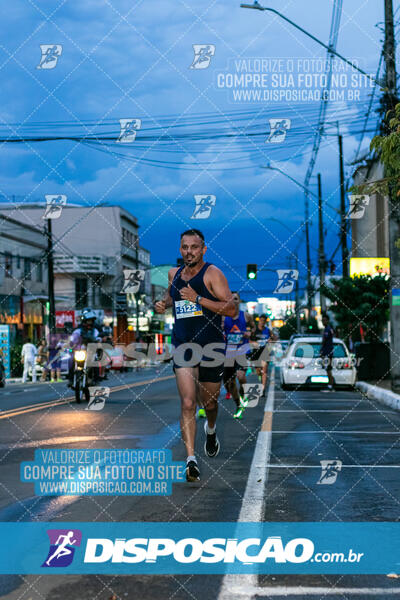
[47, 334, 63, 383]
[36, 338, 48, 382]
[21, 338, 37, 383]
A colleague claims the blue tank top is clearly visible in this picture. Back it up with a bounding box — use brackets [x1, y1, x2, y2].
[170, 262, 224, 347]
[224, 310, 247, 350]
[254, 326, 270, 347]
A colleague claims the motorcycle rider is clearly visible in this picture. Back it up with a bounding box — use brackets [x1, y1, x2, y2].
[68, 309, 102, 387]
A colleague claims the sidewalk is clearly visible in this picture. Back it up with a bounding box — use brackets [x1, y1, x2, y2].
[356, 379, 400, 411]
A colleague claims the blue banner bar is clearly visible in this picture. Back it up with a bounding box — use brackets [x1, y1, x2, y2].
[0, 522, 399, 574]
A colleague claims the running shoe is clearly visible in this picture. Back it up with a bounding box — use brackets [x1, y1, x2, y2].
[197, 408, 206, 418]
[233, 406, 244, 419]
[240, 396, 249, 408]
[186, 460, 200, 482]
[204, 422, 220, 457]
[225, 392, 231, 400]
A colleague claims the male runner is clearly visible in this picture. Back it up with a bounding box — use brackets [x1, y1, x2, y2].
[250, 314, 271, 396]
[320, 313, 335, 391]
[222, 292, 254, 419]
[155, 229, 235, 482]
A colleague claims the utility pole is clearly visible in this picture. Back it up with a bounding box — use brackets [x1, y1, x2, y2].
[135, 232, 140, 340]
[384, 0, 400, 391]
[317, 173, 327, 314]
[304, 191, 313, 318]
[295, 255, 301, 333]
[46, 219, 56, 334]
[338, 134, 349, 277]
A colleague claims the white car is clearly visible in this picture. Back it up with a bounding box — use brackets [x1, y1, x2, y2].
[279, 336, 356, 390]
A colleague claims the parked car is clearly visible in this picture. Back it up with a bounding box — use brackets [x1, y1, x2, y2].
[279, 336, 356, 390]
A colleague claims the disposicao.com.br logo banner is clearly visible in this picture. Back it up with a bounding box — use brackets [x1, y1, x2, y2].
[0, 522, 399, 574]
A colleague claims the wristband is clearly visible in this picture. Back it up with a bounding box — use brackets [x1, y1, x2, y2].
[196, 295, 202, 305]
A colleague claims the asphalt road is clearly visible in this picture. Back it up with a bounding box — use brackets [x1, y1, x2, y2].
[0, 366, 399, 599]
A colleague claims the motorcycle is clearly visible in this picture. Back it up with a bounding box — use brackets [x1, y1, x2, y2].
[73, 345, 102, 403]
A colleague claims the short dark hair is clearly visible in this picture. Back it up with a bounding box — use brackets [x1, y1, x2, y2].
[259, 314, 267, 319]
[322, 313, 329, 320]
[180, 229, 205, 244]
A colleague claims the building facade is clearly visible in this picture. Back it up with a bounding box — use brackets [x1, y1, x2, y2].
[0, 213, 48, 341]
[0, 204, 151, 342]
[351, 159, 390, 271]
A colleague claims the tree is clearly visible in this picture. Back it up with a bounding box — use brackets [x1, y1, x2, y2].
[322, 275, 390, 343]
[279, 315, 319, 340]
[279, 316, 297, 340]
[350, 102, 400, 199]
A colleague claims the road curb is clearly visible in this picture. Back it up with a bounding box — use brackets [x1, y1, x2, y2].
[356, 381, 400, 411]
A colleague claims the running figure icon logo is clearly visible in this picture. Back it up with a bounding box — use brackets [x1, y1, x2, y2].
[37, 45, 63, 69]
[347, 195, 370, 219]
[242, 383, 263, 408]
[121, 269, 145, 294]
[86, 387, 110, 411]
[191, 195, 216, 219]
[42, 195, 67, 219]
[317, 460, 342, 485]
[42, 529, 82, 567]
[190, 45, 215, 69]
[267, 118, 291, 143]
[273, 269, 299, 294]
[117, 119, 142, 143]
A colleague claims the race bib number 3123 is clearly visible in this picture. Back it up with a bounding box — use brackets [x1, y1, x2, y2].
[175, 300, 203, 319]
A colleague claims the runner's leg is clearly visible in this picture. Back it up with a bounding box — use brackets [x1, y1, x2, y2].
[223, 368, 240, 408]
[175, 367, 198, 458]
[198, 379, 221, 457]
[198, 380, 221, 429]
[236, 368, 246, 399]
[262, 360, 269, 394]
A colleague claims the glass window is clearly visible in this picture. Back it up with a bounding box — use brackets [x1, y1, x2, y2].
[24, 258, 31, 280]
[75, 278, 88, 309]
[37, 261, 43, 282]
[294, 343, 347, 358]
[4, 253, 12, 278]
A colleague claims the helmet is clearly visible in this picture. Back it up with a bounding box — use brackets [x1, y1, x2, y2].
[80, 308, 97, 323]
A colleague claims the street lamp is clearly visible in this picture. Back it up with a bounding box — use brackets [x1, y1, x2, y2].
[240, 2, 376, 84]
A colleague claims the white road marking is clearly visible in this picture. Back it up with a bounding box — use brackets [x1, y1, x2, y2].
[264, 464, 400, 468]
[270, 430, 400, 434]
[223, 584, 400, 596]
[218, 368, 276, 599]
[274, 409, 397, 413]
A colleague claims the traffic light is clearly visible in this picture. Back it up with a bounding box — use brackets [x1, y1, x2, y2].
[247, 264, 257, 280]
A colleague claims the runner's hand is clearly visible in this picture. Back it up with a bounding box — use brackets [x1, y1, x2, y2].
[180, 284, 197, 303]
[155, 300, 166, 314]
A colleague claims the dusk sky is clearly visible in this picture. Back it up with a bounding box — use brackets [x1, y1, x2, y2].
[0, 0, 396, 299]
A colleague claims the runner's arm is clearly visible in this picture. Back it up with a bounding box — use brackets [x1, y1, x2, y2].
[244, 312, 255, 338]
[155, 267, 178, 311]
